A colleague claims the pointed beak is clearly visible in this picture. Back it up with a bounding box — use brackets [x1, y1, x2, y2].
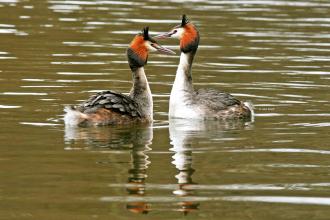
[154, 32, 172, 39]
[152, 43, 176, 55]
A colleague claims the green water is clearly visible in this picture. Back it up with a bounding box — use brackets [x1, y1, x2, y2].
[0, 0, 330, 219]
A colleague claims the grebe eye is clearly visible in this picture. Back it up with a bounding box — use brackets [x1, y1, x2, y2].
[173, 30, 177, 34]
[150, 43, 154, 47]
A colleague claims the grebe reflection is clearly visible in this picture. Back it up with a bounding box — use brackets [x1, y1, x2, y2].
[126, 129, 152, 214]
[64, 125, 153, 214]
[169, 119, 201, 214]
[169, 118, 251, 214]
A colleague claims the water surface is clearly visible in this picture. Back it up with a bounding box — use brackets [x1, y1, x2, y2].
[1, 0, 330, 219]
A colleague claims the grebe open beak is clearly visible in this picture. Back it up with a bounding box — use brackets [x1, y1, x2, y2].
[154, 32, 173, 39]
[152, 43, 176, 54]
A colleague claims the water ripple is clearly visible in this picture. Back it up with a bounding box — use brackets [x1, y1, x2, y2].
[225, 148, 330, 155]
[1, 92, 48, 96]
[291, 123, 330, 127]
[0, 105, 21, 109]
[99, 196, 330, 206]
[51, 61, 107, 65]
[49, 0, 143, 6]
[57, 72, 112, 75]
[63, 41, 104, 47]
[0, 24, 27, 35]
[20, 122, 60, 126]
[224, 196, 330, 206]
[108, 182, 330, 191]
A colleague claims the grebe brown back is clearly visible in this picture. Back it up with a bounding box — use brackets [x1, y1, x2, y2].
[156, 15, 253, 120]
[64, 27, 175, 126]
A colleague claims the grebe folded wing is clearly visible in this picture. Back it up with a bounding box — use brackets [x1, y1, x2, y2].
[194, 88, 241, 111]
[77, 90, 142, 118]
[194, 88, 251, 119]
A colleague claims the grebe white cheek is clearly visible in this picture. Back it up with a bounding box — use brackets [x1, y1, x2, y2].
[171, 28, 184, 39]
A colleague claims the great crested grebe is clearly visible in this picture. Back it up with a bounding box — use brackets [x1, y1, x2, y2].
[156, 15, 253, 120]
[64, 27, 175, 126]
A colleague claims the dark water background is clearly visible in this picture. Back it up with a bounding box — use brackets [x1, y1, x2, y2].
[0, 0, 330, 219]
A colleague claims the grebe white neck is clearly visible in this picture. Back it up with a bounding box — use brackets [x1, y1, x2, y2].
[169, 52, 200, 119]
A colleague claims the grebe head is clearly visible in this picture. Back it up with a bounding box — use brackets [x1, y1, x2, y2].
[127, 27, 175, 70]
[155, 15, 199, 53]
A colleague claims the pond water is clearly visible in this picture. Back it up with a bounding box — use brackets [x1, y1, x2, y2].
[1, 0, 330, 219]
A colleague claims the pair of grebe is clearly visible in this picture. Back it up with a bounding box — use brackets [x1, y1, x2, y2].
[64, 15, 253, 126]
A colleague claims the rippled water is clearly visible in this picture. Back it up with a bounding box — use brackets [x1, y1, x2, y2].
[1, 0, 330, 219]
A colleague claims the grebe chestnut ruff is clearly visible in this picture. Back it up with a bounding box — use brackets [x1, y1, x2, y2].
[156, 15, 254, 120]
[64, 27, 175, 126]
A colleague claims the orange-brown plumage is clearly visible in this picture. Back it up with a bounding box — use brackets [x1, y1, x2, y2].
[129, 35, 148, 63]
[127, 202, 149, 214]
[78, 108, 149, 126]
[180, 23, 198, 50]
